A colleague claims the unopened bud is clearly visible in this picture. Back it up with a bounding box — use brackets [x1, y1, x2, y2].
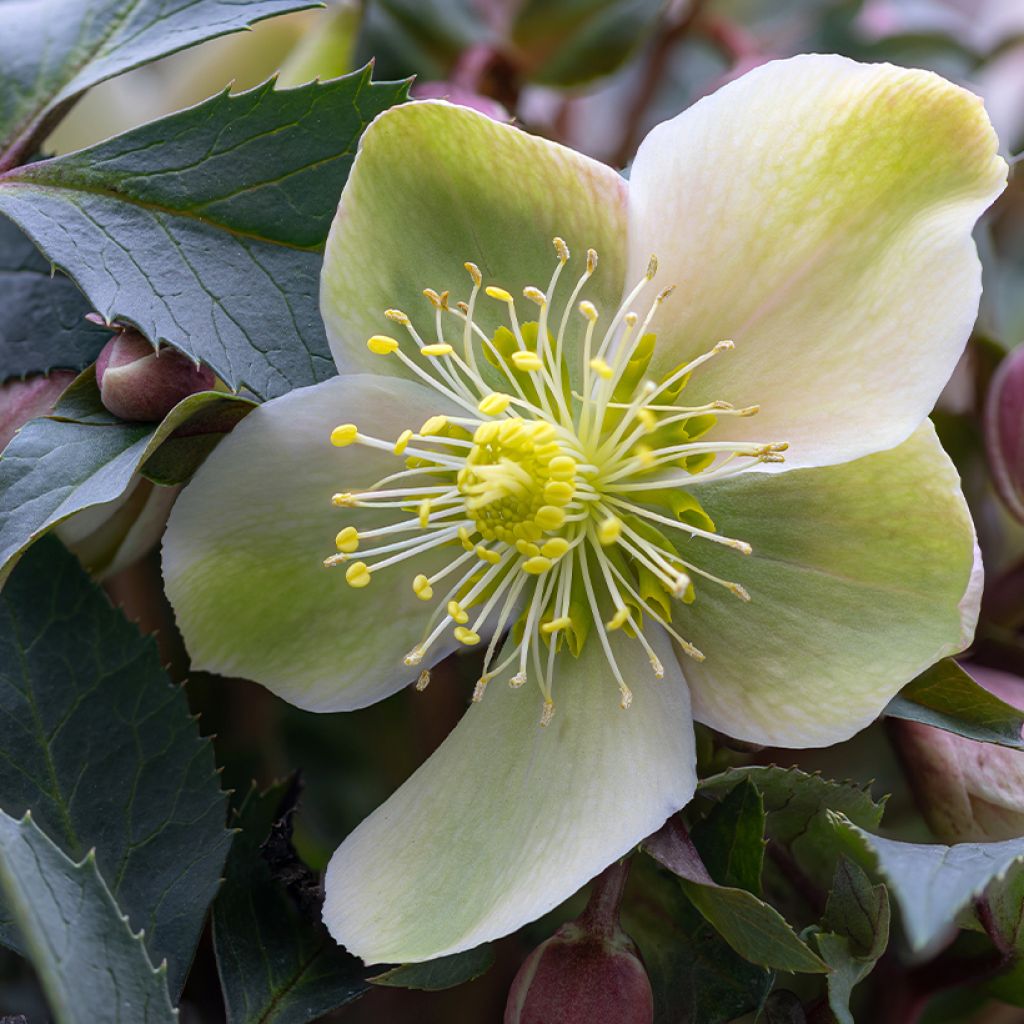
[894, 666, 1024, 843]
[504, 861, 652, 1024]
[985, 343, 1024, 523]
[96, 329, 215, 422]
[0, 371, 76, 451]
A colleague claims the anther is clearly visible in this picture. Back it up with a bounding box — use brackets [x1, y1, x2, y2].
[646, 255, 658, 279]
[454, 626, 481, 646]
[540, 699, 555, 727]
[478, 392, 512, 416]
[421, 343, 454, 357]
[448, 600, 469, 624]
[345, 562, 371, 588]
[413, 574, 433, 600]
[335, 526, 359, 553]
[598, 516, 622, 545]
[554, 237, 569, 262]
[606, 607, 631, 630]
[420, 415, 448, 435]
[404, 646, 424, 666]
[523, 556, 553, 575]
[586, 248, 598, 274]
[385, 309, 410, 325]
[510, 672, 527, 688]
[541, 616, 573, 634]
[579, 300, 598, 322]
[486, 286, 514, 303]
[523, 286, 546, 306]
[330, 424, 358, 447]
[649, 654, 664, 678]
[416, 670, 431, 691]
[472, 677, 489, 702]
[418, 499, 431, 527]
[367, 335, 399, 355]
[332, 492, 357, 507]
[464, 261, 482, 285]
[511, 351, 543, 372]
[590, 357, 612, 380]
[619, 685, 633, 710]
[714, 339, 735, 352]
[393, 429, 413, 454]
[423, 288, 443, 308]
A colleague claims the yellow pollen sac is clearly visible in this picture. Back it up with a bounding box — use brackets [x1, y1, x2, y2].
[598, 516, 622, 545]
[393, 429, 413, 455]
[418, 499, 431, 527]
[413, 574, 433, 600]
[522, 556, 553, 575]
[534, 506, 566, 531]
[335, 526, 359, 553]
[448, 600, 469, 624]
[345, 562, 371, 588]
[515, 539, 540, 557]
[579, 300, 598, 322]
[421, 343, 454, 357]
[420, 415, 448, 436]
[541, 616, 573, 634]
[485, 286, 513, 303]
[454, 626, 481, 646]
[548, 456, 576, 480]
[478, 392, 512, 416]
[511, 351, 544, 372]
[541, 537, 570, 558]
[544, 480, 575, 505]
[367, 335, 399, 355]
[464, 261, 482, 286]
[590, 358, 613, 380]
[416, 669, 431, 690]
[332, 492, 357, 507]
[385, 308, 410, 325]
[458, 527, 475, 551]
[330, 424, 358, 447]
[475, 545, 502, 565]
[523, 286, 546, 306]
[637, 408, 657, 433]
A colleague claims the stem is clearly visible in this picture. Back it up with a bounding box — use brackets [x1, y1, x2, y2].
[577, 858, 632, 938]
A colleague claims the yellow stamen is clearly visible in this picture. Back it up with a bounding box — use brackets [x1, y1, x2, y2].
[335, 526, 359, 553]
[367, 335, 399, 355]
[330, 424, 358, 447]
[345, 562, 371, 588]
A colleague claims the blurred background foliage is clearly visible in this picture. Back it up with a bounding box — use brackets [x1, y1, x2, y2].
[3, 0, 1024, 1021]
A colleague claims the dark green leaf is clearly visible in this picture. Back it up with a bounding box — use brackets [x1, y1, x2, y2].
[812, 858, 890, 1024]
[0, 68, 409, 399]
[0, 810, 175, 1024]
[513, 0, 666, 87]
[644, 812, 827, 974]
[624, 854, 773, 1024]
[0, 0, 318, 169]
[690, 779, 765, 894]
[827, 812, 1024, 954]
[0, 217, 105, 381]
[0, 369, 254, 584]
[885, 658, 1024, 749]
[213, 783, 368, 1024]
[370, 945, 495, 991]
[0, 538, 232, 993]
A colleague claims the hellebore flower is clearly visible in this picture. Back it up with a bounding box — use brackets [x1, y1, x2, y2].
[163, 55, 1005, 964]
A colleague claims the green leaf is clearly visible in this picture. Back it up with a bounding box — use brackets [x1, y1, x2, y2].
[886, 658, 1024, 749]
[623, 854, 773, 1024]
[690, 779, 765, 894]
[0, 68, 409, 400]
[0, 217, 105, 381]
[513, 0, 666, 87]
[0, 369, 254, 584]
[699, 765, 886, 884]
[213, 783, 368, 1024]
[812, 858, 890, 1024]
[370, 945, 495, 991]
[644, 809, 828, 975]
[0, 537, 232, 993]
[0, 0, 319, 170]
[0, 810, 176, 1024]
[827, 812, 1024, 955]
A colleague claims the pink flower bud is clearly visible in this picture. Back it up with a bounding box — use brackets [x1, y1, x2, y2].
[895, 666, 1024, 843]
[505, 861, 653, 1024]
[985, 343, 1024, 523]
[411, 81, 510, 121]
[96, 329, 215, 422]
[0, 371, 76, 451]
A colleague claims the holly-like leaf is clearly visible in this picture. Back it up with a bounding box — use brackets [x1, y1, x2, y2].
[828, 812, 1024, 955]
[886, 658, 1024, 749]
[213, 783, 368, 1024]
[0, 68, 408, 400]
[0, 217, 105, 382]
[812, 858, 890, 1024]
[644, 802, 827, 975]
[0, 368, 254, 585]
[371, 946, 495, 991]
[699, 765, 886, 884]
[623, 854, 773, 1024]
[0, 0, 319, 170]
[0, 537, 232, 993]
[0, 810, 176, 1024]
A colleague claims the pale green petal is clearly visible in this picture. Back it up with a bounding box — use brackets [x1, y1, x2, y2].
[163, 374, 463, 712]
[321, 100, 628, 383]
[628, 55, 1007, 469]
[675, 422, 979, 747]
[322, 626, 695, 964]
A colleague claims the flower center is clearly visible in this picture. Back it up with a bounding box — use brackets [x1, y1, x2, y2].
[324, 238, 787, 724]
[460, 418, 578, 545]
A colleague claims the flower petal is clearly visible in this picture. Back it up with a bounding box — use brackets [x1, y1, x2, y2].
[676, 421, 979, 747]
[322, 626, 696, 964]
[322, 100, 628, 381]
[162, 374, 462, 712]
[628, 55, 1007, 469]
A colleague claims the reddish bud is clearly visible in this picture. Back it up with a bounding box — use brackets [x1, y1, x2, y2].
[0, 371, 76, 451]
[505, 861, 653, 1024]
[96, 329, 215, 421]
[895, 666, 1024, 843]
[985, 343, 1024, 523]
